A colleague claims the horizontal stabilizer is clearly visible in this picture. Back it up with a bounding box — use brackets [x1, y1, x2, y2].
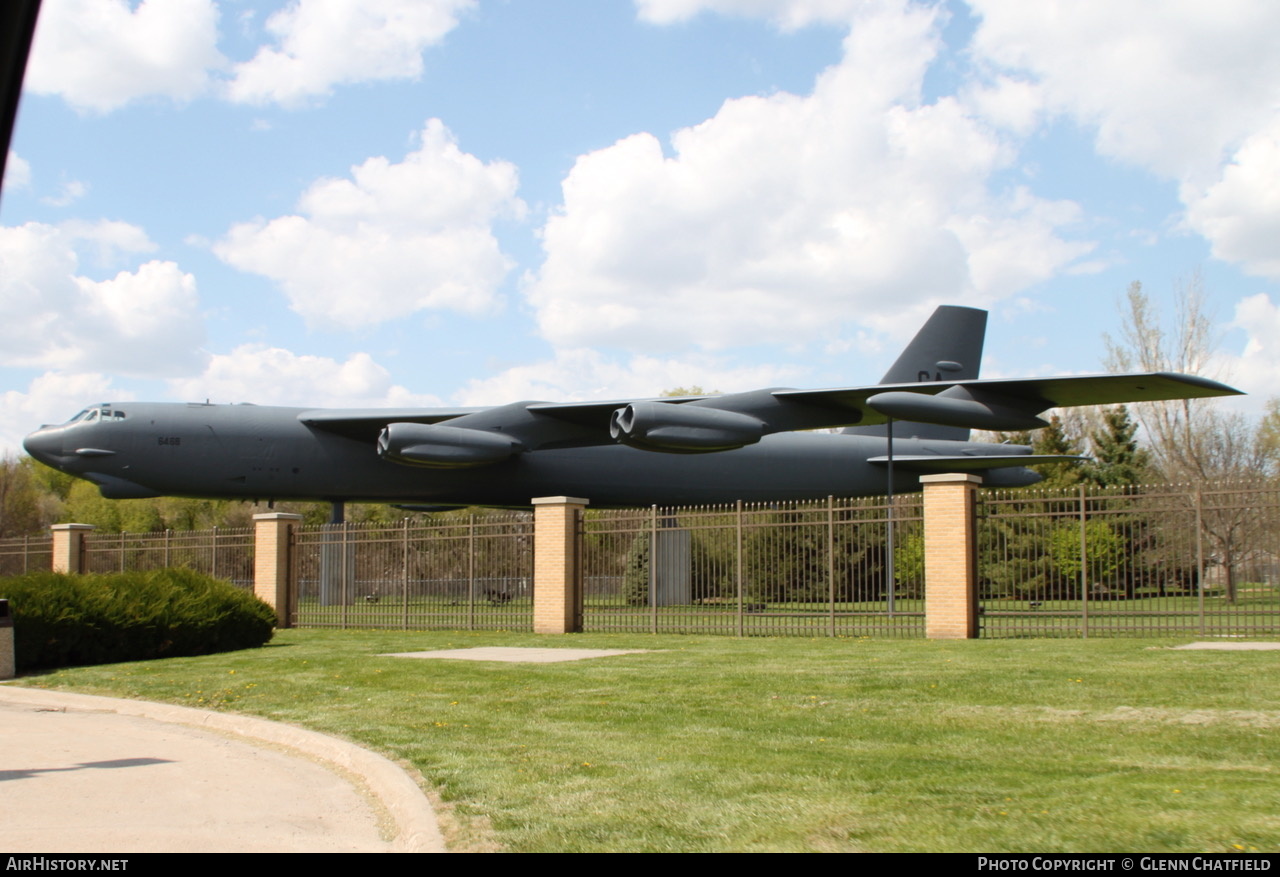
[867, 454, 1087, 473]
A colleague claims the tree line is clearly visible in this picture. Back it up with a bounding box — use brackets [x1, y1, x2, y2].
[0, 456, 414, 539]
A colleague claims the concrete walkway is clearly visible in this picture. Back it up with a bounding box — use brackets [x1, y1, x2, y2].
[0, 685, 446, 853]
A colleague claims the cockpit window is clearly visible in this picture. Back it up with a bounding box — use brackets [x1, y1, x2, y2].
[62, 406, 125, 425]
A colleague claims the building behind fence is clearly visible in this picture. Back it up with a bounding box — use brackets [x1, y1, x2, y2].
[5, 480, 1278, 639]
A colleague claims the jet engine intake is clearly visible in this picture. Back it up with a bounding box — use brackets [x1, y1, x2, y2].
[609, 402, 765, 453]
[378, 422, 523, 468]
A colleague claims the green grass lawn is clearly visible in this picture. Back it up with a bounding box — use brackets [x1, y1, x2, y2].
[981, 592, 1280, 638]
[290, 591, 1279, 639]
[14, 630, 1280, 852]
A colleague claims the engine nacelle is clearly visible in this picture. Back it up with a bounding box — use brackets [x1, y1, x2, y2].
[982, 467, 1044, 488]
[866, 387, 1049, 431]
[609, 402, 765, 453]
[377, 422, 522, 468]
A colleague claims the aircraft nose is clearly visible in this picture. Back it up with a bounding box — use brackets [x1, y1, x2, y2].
[23, 427, 64, 466]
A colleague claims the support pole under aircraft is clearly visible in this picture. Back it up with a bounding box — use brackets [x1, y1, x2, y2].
[886, 419, 895, 619]
[319, 500, 348, 607]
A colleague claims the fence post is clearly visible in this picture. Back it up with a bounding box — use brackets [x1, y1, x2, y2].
[532, 496, 589, 634]
[921, 473, 982, 639]
[253, 513, 302, 628]
[50, 524, 94, 574]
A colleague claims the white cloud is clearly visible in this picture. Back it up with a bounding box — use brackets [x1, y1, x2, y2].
[0, 372, 131, 455]
[636, 2, 1280, 310]
[40, 179, 88, 208]
[967, 0, 1280, 181]
[960, 75, 1043, 138]
[0, 221, 205, 376]
[227, 0, 474, 106]
[3, 153, 31, 190]
[168, 344, 442, 408]
[965, 0, 1280, 284]
[215, 118, 524, 328]
[57, 219, 158, 267]
[1184, 121, 1280, 279]
[455, 348, 803, 406]
[25, 0, 223, 113]
[1222, 293, 1280, 405]
[526, 1, 1089, 353]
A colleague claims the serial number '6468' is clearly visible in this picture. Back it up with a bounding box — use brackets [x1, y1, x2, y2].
[158, 436, 181, 446]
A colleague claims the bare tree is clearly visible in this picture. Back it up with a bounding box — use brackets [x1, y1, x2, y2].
[1105, 274, 1270, 482]
[1105, 275, 1276, 602]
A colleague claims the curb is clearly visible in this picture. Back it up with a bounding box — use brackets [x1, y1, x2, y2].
[0, 684, 446, 853]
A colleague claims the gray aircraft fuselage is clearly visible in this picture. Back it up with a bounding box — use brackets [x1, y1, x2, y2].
[24, 307, 1241, 508]
[22, 400, 1038, 508]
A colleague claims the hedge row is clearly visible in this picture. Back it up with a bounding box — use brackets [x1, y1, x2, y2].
[1, 568, 276, 670]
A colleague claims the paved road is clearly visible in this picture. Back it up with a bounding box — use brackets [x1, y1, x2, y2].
[0, 685, 445, 853]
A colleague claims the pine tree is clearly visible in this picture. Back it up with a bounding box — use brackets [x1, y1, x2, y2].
[1030, 415, 1085, 489]
[1083, 406, 1151, 487]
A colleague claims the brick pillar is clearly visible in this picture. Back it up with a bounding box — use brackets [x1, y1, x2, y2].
[921, 473, 982, 640]
[50, 524, 93, 573]
[532, 496, 588, 634]
[254, 513, 301, 629]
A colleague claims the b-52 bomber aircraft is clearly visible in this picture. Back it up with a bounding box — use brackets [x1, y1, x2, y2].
[24, 306, 1240, 509]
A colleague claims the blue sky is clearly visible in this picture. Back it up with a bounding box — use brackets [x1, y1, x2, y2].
[3, 0, 1279, 453]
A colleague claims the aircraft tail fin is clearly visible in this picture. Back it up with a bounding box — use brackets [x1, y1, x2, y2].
[842, 305, 987, 441]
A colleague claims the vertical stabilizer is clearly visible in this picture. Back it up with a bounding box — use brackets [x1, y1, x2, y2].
[843, 305, 987, 441]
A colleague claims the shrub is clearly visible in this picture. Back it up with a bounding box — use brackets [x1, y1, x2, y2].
[2, 568, 276, 671]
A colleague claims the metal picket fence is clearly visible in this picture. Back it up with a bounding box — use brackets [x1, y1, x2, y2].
[0, 535, 52, 577]
[582, 496, 925, 637]
[9, 478, 1279, 641]
[289, 513, 533, 630]
[81, 527, 255, 589]
[978, 483, 1280, 637]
